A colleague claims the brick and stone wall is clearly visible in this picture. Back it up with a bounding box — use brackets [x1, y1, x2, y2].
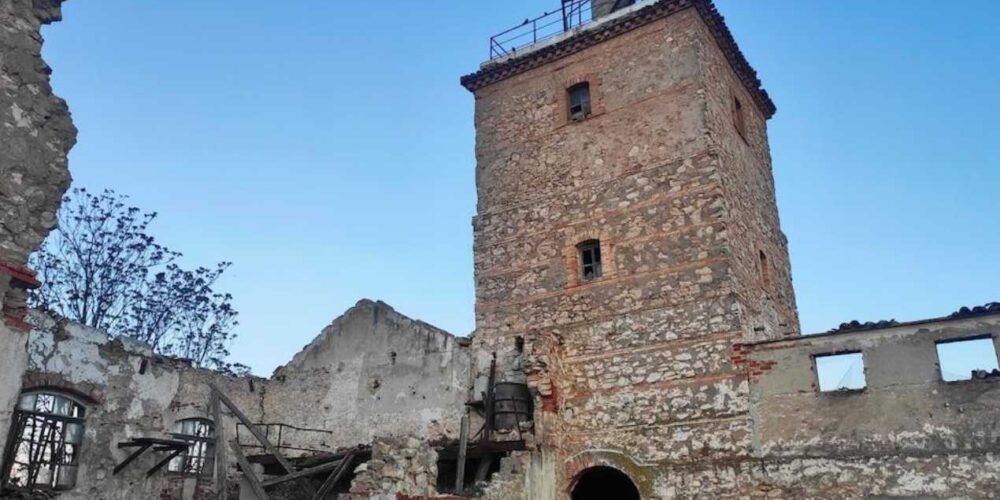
[0, 0, 75, 465]
[463, 3, 799, 497]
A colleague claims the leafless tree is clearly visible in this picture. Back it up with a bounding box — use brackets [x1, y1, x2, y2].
[29, 188, 242, 370]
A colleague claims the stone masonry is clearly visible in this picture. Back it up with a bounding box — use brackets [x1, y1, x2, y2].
[0, 0, 75, 475]
[1, 0, 998, 499]
[462, 0, 798, 496]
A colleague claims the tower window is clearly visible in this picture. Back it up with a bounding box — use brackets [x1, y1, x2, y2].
[578, 240, 602, 281]
[4, 392, 86, 490]
[758, 250, 771, 289]
[733, 95, 747, 140]
[168, 418, 215, 475]
[567, 83, 592, 121]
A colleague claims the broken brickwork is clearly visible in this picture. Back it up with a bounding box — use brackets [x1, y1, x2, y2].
[0, 0, 75, 472]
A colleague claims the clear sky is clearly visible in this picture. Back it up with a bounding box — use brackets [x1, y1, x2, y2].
[41, 1, 999, 375]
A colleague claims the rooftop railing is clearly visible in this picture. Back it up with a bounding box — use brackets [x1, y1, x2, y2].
[488, 0, 593, 60]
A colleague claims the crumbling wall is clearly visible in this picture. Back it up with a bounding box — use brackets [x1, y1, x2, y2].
[742, 311, 1000, 498]
[265, 300, 471, 453]
[18, 314, 265, 500]
[345, 435, 439, 499]
[0, 0, 75, 460]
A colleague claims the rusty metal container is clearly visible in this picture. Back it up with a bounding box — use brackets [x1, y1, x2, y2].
[492, 382, 533, 432]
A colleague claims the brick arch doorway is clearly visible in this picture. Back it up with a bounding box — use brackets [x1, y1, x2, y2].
[570, 465, 641, 500]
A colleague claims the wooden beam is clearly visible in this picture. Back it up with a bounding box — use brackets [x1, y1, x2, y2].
[261, 459, 342, 487]
[210, 382, 294, 474]
[113, 442, 152, 475]
[311, 450, 355, 500]
[454, 414, 469, 494]
[212, 391, 228, 500]
[230, 439, 269, 500]
[147, 448, 185, 477]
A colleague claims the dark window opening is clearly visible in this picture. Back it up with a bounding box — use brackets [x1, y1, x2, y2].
[815, 352, 866, 392]
[577, 240, 602, 281]
[2, 392, 86, 491]
[733, 95, 747, 140]
[758, 250, 771, 289]
[568, 83, 592, 121]
[514, 336, 525, 354]
[571, 466, 640, 500]
[168, 418, 215, 475]
[936, 336, 1000, 382]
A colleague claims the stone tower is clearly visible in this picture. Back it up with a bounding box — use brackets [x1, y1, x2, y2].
[462, 0, 799, 497]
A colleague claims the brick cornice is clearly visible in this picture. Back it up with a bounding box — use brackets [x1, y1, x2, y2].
[0, 261, 41, 289]
[460, 0, 776, 119]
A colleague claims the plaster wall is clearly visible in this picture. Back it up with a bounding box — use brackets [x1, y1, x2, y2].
[266, 300, 471, 451]
[743, 312, 1000, 498]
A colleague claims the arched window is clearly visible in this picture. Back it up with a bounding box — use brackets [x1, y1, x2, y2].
[2, 392, 86, 491]
[571, 466, 640, 500]
[168, 418, 215, 475]
[577, 240, 603, 281]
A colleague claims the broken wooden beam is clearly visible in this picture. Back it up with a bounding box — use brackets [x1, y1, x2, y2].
[230, 439, 269, 500]
[455, 414, 469, 493]
[311, 450, 355, 500]
[210, 382, 294, 474]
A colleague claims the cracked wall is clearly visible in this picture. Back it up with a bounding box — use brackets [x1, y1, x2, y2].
[3, 300, 470, 499]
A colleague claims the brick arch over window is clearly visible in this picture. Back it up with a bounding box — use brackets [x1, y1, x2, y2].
[21, 372, 103, 406]
[554, 73, 605, 127]
[563, 232, 616, 287]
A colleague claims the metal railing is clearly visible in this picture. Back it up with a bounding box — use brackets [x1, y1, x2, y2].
[235, 422, 334, 455]
[489, 0, 593, 60]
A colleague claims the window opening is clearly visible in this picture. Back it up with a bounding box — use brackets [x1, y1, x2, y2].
[168, 418, 215, 475]
[577, 240, 602, 281]
[758, 250, 771, 289]
[2, 392, 86, 490]
[936, 336, 1000, 382]
[568, 83, 592, 121]
[815, 352, 866, 392]
[733, 95, 747, 139]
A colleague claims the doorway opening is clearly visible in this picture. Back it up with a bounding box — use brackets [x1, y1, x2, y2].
[571, 466, 640, 500]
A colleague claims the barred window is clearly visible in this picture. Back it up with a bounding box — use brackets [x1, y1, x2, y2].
[2, 392, 86, 491]
[168, 418, 215, 475]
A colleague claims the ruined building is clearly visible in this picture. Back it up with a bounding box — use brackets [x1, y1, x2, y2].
[1, 0, 998, 499]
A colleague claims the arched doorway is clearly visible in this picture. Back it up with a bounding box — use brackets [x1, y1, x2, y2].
[571, 466, 641, 500]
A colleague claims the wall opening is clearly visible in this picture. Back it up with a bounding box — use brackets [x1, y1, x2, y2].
[571, 466, 640, 500]
[2, 392, 87, 490]
[168, 418, 215, 475]
[577, 240, 602, 281]
[814, 352, 866, 392]
[567, 82, 592, 121]
[936, 336, 1000, 382]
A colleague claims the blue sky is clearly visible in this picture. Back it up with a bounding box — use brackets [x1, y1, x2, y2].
[41, 1, 999, 375]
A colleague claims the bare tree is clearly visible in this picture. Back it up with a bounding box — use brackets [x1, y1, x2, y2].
[29, 188, 241, 370]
